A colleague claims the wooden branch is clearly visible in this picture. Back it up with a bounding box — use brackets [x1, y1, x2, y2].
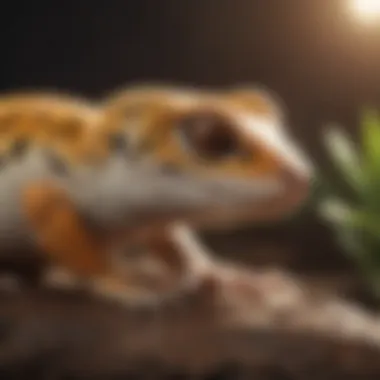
[0, 264, 380, 379]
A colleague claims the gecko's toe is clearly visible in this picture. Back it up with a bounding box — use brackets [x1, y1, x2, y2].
[42, 266, 84, 290]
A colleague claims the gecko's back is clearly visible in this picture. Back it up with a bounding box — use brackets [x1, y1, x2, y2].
[0, 92, 101, 163]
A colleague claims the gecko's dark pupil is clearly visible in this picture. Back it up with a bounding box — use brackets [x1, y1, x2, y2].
[178, 111, 239, 160]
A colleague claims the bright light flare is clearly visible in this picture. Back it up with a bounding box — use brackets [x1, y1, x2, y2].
[349, 0, 380, 23]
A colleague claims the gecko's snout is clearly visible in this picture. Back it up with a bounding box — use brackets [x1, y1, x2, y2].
[203, 144, 314, 228]
[276, 162, 311, 216]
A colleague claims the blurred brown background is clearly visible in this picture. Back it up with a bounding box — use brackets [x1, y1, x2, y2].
[1, 0, 379, 290]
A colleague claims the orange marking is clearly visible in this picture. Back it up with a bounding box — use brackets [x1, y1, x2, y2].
[21, 182, 110, 277]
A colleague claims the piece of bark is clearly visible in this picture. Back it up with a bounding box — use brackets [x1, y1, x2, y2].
[0, 264, 380, 379]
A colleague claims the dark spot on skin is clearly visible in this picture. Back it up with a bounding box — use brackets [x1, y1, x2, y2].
[9, 138, 29, 159]
[137, 137, 156, 155]
[45, 150, 70, 177]
[108, 132, 130, 153]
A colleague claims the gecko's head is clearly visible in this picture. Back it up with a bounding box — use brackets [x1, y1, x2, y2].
[98, 84, 313, 231]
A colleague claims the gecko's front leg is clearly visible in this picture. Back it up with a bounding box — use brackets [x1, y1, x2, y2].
[21, 181, 165, 305]
[123, 224, 220, 302]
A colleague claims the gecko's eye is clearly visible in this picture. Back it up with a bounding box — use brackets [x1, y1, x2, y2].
[176, 111, 240, 161]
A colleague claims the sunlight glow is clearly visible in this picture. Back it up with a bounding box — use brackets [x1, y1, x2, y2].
[349, 0, 380, 23]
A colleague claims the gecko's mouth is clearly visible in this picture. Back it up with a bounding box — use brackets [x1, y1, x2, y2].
[178, 167, 311, 231]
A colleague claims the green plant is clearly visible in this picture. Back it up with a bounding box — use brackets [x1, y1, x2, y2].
[317, 110, 380, 298]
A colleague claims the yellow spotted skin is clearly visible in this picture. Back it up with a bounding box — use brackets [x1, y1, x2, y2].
[0, 86, 286, 179]
[0, 85, 309, 304]
[0, 92, 101, 166]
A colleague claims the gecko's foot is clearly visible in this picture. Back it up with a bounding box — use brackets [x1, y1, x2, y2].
[88, 275, 167, 307]
[85, 266, 219, 310]
[42, 266, 85, 291]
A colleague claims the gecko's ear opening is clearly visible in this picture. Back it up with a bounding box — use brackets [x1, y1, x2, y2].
[224, 86, 284, 120]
